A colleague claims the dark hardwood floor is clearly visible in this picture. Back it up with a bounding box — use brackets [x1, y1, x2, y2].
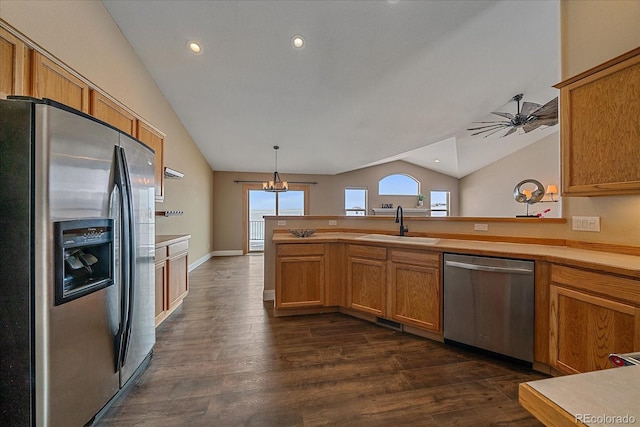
[96, 254, 546, 426]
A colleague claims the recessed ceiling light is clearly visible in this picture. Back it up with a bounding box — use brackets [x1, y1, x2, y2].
[434, 159, 441, 163]
[188, 41, 202, 54]
[291, 35, 305, 50]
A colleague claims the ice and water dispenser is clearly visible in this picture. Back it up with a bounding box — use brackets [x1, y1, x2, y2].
[54, 219, 114, 305]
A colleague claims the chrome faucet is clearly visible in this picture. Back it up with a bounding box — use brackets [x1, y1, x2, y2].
[395, 205, 408, 236]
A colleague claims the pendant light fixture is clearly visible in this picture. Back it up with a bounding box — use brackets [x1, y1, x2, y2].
[263, 146, 288, 192]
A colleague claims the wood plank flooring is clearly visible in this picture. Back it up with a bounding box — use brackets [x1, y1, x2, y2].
[96, 254, 546, 426]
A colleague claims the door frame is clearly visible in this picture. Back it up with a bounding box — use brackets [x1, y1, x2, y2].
[242, 184, 310, 254]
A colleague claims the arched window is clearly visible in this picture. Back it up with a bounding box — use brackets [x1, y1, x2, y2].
[378, 174, 419, 196]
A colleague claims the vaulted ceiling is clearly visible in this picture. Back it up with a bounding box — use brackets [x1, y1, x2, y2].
[103, 0, 559, 178]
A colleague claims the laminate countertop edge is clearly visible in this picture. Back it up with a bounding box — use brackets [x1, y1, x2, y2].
[272, 232, 640, 278]
[156, 234, 191, 248]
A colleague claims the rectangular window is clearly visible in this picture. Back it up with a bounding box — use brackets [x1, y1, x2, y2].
[430, 191, 449, 217]
[345, 188, 367, 216]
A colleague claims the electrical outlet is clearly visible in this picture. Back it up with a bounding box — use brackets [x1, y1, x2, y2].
[572, 216, 600, 232]
[329, 220, 337, 226]
[474, 223, 489, 231]
[277, 220, 286, 226]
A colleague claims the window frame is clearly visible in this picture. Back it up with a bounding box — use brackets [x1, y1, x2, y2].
[378, 173, 420, 196]
[344, 187, 368, 216]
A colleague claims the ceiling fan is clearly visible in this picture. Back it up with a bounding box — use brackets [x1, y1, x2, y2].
[467, 93, 558, 138]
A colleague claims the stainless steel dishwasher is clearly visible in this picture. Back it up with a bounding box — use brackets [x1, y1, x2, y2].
[443, 253, 534, 364]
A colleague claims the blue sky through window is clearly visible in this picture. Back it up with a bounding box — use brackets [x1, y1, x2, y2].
[379, 174, 419, 195]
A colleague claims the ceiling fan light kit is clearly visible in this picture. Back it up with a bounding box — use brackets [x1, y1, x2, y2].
[468, 93, 559, 138]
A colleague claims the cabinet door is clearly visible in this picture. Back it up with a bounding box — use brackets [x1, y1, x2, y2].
[276, 256, 325, 308]
[137, 119, 165, 202]
[550, 285, 640, 374]
[168, 252, 189, 310]
[90, 90, 136, 135]
[555, 48, 640, 196]
[32, 52, 89, 112]
[390, 262, 441, 332]
[155, 260, 167, 326]
[347, 245, 387, 316]
[0, 27, 26, 98]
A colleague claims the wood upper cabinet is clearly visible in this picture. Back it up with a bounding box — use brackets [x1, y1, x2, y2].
[0, 26, 27, 98]
[137, 119, 165, 202]
[90, 90, 136, 136]
[555, 47, 640, 196]
[32, 52, 89, 112]
[276, 244, 325, 309]
[389, 249, 442, 332]
[347, 245, 387, 316]
[549, 265, 640, 374]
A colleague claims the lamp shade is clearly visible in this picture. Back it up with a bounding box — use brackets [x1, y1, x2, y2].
[546, 184, 558, 194]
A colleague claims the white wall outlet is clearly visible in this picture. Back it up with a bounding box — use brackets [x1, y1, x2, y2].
[329, 220, 338, 226]
[572, 216, 600, 232]
[277, 220, 286, 226]
[474, 223, 489, 231]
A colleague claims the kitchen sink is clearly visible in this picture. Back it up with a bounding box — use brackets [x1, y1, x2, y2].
[354, 234, 440, 245]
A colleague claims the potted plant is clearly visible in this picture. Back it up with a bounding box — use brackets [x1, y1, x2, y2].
[417, 193, 425, 206]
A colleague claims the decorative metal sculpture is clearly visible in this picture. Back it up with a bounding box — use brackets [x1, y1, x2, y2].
[513, 179, 545, 217]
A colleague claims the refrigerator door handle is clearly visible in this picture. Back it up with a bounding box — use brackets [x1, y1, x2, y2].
[112, 146, 133, 371]
[119, 146, 136, 368]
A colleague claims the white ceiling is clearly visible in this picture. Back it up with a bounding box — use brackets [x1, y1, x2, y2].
[103, 0, 560, 179]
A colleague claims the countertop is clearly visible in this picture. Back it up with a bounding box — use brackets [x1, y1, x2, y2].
[272, 232, 640, 278]
[156, 234, 191, 247]
[520, 365, 640, 426]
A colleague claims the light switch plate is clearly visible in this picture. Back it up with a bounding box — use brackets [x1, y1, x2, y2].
[277, 220, 286, 226]
[329, 220, 337, 226]
[572, 216, 600, 232]
[474, 223, 489, 231]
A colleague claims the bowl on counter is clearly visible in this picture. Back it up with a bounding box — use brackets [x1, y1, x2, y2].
[288, 229, 316, 238]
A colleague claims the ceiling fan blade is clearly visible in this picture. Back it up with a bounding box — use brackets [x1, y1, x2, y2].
[520, 102, 542, 116]
[522, 122, 541, 133]
[482, 126, 510, 138]
[470, 124, 507, 136]
[502, 127, 519, 137]
[491, 111, 515, 120]
[531, 118, 558, 127]
[531, 97, 558, 118]
[467, 123, 509, 131]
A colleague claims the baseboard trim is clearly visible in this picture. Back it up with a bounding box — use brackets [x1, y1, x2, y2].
[212, 250, 244, 257]
[263, 290, 275, 301]
[189, 252, 213, 272]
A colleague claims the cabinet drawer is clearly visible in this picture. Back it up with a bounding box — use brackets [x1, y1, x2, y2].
[390, 249, 439, 267]
[348, 244, 387, 260]
[155, 247, 168, 262]
[551, 265, 640, 306]
[168, 240, 189, 256]
[278, 243, 324, 256]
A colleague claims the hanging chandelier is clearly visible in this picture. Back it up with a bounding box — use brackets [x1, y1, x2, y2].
[263, 145, 288, 192]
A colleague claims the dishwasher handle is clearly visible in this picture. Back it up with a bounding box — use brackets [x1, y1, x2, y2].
[444, 260, 533, 275]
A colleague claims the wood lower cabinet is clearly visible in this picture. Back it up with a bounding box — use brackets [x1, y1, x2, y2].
[389, 249, 442, 332]
[155, 235, 190, 326]
[32, 52, 89, 112]
[347, 245, 387, 316]
[549, 265, 640, 374]
[0, 26, 27, 98]
[276, 243, 325, 309]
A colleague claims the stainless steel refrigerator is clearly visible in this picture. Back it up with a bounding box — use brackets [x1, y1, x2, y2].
[0, 97, 156, 426]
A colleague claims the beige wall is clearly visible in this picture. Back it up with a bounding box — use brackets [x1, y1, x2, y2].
[213, 160, 458, 251]
[460, 132, 560, 218]
[560, 0, 640, 245]
[1, 1, 214, 263]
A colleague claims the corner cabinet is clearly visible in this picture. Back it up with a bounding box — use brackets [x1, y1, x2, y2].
[555, 47, 640, 196]
[155, 235, 190, 326]
[276, 243, 325, 309]
[549, 265, 640, 374]
[389, 249, 442, 333]
[347, 245, 387, 317]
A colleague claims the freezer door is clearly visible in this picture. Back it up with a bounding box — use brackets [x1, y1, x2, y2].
[118, 133, 156, 386]
[36, 103, 121, 427]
